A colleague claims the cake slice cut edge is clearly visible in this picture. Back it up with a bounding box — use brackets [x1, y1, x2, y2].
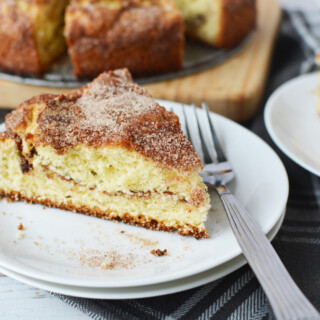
[0, 0, 69, 76]
[0, 69, 211, 239]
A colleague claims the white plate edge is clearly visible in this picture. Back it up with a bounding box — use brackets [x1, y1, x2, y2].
[264, 72, 320, 177]
[0, 208, 285, 299]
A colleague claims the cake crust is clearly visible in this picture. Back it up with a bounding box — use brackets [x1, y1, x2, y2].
[217, 0, 256, 48]
[0, 0, 68, 76]
[65, 0, 184, 78]
[179, 0, 256, 48]
[1, 189, 208, 239]
[0, 1, 42, 75]
[6, 69, 201, 170]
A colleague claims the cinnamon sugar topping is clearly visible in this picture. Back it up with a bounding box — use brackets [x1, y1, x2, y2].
[8, 69, 201, 170]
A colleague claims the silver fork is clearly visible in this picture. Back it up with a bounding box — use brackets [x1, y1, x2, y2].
[175, 102, 320, 320]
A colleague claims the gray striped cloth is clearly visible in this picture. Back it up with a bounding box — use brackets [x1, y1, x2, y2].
[286, 3, 320, 73]
[1, 11, 319, 320]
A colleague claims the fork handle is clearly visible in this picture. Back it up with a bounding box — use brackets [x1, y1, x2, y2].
[216, 185, 320, 320]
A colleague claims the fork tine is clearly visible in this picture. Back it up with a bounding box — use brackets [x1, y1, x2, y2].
[182, 105, 205, 164]
[201, 102, 227, 162]
[197, 104, 218, 163]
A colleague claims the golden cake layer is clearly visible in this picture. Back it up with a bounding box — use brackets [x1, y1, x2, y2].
[0, 69, 210, 238]
[175, 0, 256, 48]
[0, 0, 69, 75]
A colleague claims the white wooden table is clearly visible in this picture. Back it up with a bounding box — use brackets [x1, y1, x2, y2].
[0, 273, 91, 319]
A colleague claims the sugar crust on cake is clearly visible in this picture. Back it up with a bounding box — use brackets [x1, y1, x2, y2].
[6, 69, 201, 171]
[1, 69, 210, 239]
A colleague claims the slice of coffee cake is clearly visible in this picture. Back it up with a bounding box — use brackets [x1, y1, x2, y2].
[0, 69, 210, 238]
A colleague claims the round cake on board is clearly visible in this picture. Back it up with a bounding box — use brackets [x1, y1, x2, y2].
[0, 0, 256, 78]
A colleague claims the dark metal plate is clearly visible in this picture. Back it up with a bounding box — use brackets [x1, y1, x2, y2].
[0, 34, 252, 88]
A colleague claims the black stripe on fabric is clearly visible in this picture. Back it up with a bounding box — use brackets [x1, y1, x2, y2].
[288, 196, 319, 206]
[136, 281, 211, 315]
[52, 295, 130, 320]
[288, 192, 318, 202]
[209, 276, 264, 320]
[271, 241, 320, 311]
[273, 234, 320, 246]
[287, 201, 319, 210]
[282, 220, 320, 228]
[179, 266, 253, 320]
[289, 189, 317, 198]
[287, 189, 318, 208]
[287, 204, 319, 212]
[277, 232, 320, 240]
[276, 220, 320, 239]
[262, 312, 274, 320]
[101, 300, 164, 320]
[287, 203, 319, 211]
[95, 300, 148, 320]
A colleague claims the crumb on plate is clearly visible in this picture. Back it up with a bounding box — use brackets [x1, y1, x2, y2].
[16, 231, 24, 239]
[17, 223, 24, 230]
[100, 261, 115, 269]
[150, 249, 167, 257]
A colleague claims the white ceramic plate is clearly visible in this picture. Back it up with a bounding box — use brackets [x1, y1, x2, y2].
[0, 209, 285, 299]
[0, 101, 289, 288]
[264, 72, 320, 176]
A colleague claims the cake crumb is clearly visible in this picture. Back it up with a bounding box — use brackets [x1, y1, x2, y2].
[78, 249, 135, 270]
[42, 206, 46, 210]
[16, 231, 24, 239]
[2, 211, 6, 215]
[100, 261, 115, 269]
[17, 223, 24, 230]
[123, 233, 158, 247]
[120, 230, 125, 234]
[34, 241, 39, 246]
[150, 249, 167, 257]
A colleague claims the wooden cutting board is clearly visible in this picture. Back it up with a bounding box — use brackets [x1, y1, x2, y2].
[0, 0, 281, 122]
